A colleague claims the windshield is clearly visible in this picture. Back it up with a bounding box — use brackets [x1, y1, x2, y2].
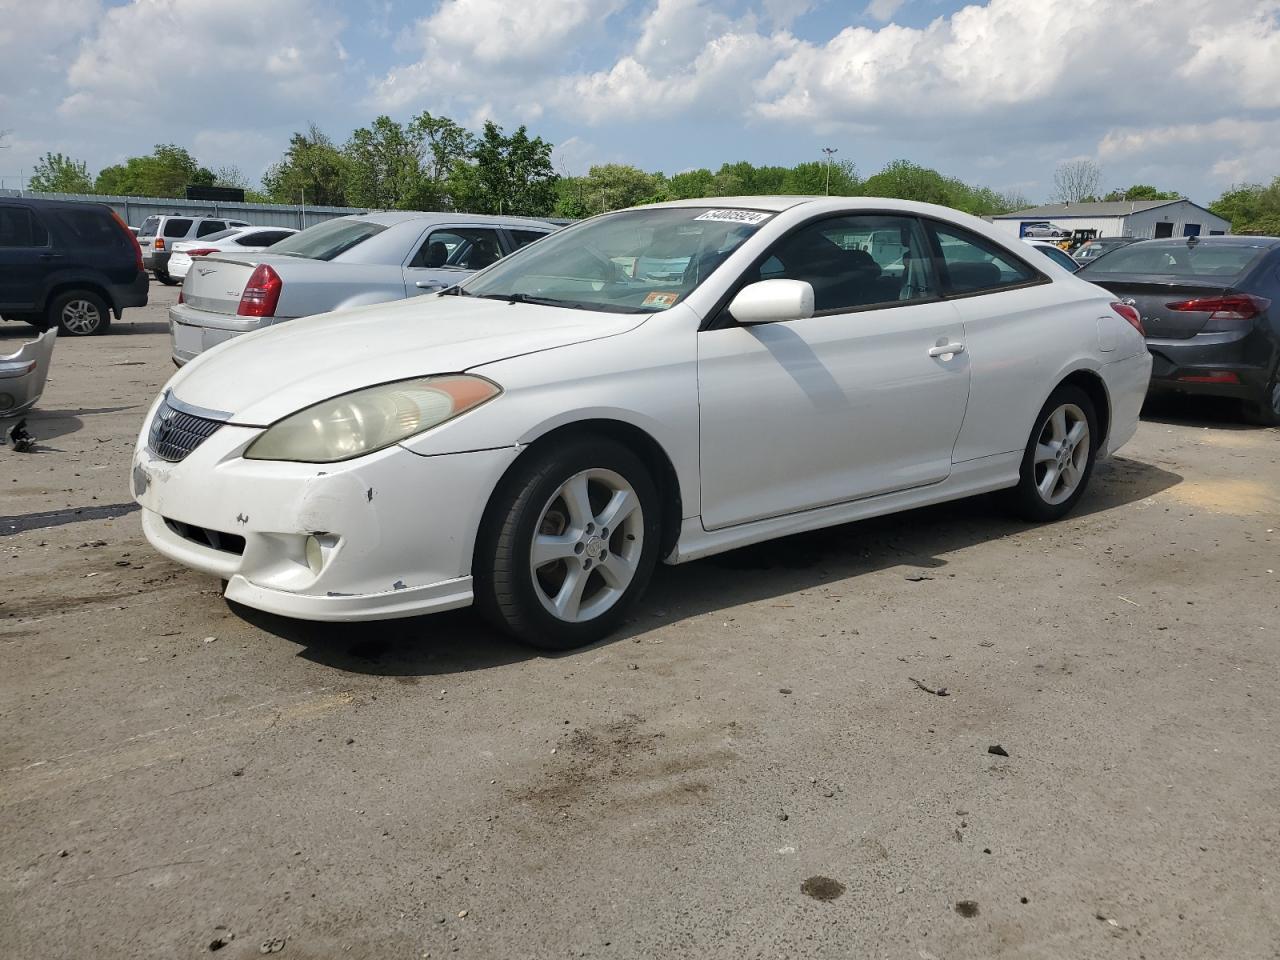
[1083, 241, 1265, 278]
[268, 218, 388, 261]
[458, 206, 773, 313]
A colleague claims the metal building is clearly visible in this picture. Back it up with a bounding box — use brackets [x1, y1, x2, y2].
[991, 200, 1230, 240]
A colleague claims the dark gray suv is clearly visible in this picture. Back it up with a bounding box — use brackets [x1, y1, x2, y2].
[0, 198, 148, 336]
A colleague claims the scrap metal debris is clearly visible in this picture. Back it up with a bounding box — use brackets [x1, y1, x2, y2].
[988, 744, 1009, 757]
[5, 419, 35, 452]
[909, 677, 950, 697]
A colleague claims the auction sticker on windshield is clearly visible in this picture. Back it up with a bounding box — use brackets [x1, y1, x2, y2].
[694, 209, 772, 225]
[642, 291, 680, 309]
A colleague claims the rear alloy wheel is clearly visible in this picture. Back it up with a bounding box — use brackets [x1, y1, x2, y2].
[1244, 378, 1280, 427]
[49, 290, 110, 336]
[475, 438, 661, 650]
[1006, 384, 1098, 521]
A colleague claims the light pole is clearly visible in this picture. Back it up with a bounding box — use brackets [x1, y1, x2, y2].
[821, 147, 838, 195]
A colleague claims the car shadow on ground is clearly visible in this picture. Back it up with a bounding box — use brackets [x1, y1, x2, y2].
[233, 455, 1183, 679]
[0, 320, 170, 340]
[1141, 393, 1267, 431]
[17, 405, 145, 444]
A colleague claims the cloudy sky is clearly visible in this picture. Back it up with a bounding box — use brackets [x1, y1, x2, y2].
[0, 0, 1277, 203]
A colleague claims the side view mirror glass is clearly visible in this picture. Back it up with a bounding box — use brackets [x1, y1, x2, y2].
[729, 279, 815, 325]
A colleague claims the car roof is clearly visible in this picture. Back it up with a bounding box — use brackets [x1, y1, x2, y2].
[1139, 236, 1280, 249]
[336, 210, 555, 228]
[0, 197, 113, 212]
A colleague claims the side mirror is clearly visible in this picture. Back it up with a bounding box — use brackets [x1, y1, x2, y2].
[728, 279, 815, 325]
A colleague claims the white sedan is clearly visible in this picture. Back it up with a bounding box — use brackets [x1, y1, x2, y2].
[131, 197, 1151, 649]
[167, 226, 298, 280]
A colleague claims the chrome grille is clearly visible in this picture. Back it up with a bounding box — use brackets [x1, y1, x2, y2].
[148, 393, 227, 462]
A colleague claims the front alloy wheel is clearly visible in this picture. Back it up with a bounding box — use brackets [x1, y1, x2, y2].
[475, 438, 661, 650]
[530, 468, 645, 623]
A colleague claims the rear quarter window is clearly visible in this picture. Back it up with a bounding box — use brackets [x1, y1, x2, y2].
[51, 209, 123, 247]
[162, 218, 193, 238]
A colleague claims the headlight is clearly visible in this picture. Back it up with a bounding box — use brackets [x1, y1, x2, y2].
[244, 375, 500, 463]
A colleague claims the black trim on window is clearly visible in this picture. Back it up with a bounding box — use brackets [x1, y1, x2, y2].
[704, 210, 950, 330]
[920, 216, 1050, 301]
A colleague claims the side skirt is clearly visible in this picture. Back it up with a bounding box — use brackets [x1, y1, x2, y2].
[667, 452, 1021, 565]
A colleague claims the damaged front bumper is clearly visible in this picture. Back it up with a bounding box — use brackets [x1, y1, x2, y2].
[131, 410, 519, 621]
[0, 328, 57, 418]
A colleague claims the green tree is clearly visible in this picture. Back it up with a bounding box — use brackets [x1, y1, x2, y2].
[863, 160, 953, 205]
[93, 144, 213, 197]
[1210, 178, 1280, 235]
[667, 168, 715, 200]
[28, 152, 93, 193]
[781, 159, 860, 195]
[453, 122, 557, 216]
[263, 124, 349, 206]
[343, 115, 426, 209]
[553, 164, 666, 216]
[1101, 184, 1182, 202]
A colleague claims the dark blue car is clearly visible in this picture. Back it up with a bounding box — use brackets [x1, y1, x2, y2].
[0, 198, 148, 336]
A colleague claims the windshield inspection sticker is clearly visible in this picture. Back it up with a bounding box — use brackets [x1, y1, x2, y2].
[642, 291, 681, 309]
[694, 209, 771, 225]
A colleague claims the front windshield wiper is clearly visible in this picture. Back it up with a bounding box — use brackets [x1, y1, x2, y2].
[476, 293, 590, 309]
[441, 285, 473, 296]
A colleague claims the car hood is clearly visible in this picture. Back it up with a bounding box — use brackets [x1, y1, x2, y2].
[169, 295, 647, 425]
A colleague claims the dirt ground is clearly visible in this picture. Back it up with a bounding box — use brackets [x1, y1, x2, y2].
[2, 284, 1278, 960]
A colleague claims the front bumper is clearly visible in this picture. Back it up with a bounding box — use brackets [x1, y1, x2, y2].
[1146, 329, 1277, 402]
[132, 417, 520, 621]
[169, 301, 289, 365]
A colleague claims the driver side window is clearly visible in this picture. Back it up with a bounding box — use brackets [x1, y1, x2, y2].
[751, 215, 937, 314]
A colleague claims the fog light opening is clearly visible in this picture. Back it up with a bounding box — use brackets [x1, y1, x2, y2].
[305, 536, 324, 575]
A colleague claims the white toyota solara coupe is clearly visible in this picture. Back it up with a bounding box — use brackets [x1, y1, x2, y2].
[132, 197, 1152, 649]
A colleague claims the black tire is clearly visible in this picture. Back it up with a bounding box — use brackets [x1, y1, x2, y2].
[156, 271, 180, 286]
[1005, 384, 1099, 522]
[1243, 377, 1280, 427]
[474, 437, 662, 650]
[48, 290, 111, 336]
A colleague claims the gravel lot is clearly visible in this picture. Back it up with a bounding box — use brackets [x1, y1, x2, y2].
[3, 285, 1278, 960]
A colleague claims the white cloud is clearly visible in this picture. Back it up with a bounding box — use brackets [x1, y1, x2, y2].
[0, 0, 101, 110]
[59, 0, 349, 124]
[1100, 119, 1280, 189]
[864, 0, 905, 23]
[373, 0, 625, 110]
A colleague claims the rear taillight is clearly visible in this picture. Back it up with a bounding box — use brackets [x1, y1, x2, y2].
[177, 288, 184, 304]
[154, 237, 165, 251]
[110, 210, 144, 272]
[1111, 302, 1144, 336]
[184, 248, 218, 258]
[1166, 294, 1270, 322]
[237, 264, 283, 318]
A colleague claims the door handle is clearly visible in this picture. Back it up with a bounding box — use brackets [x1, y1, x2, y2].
[415, 281, 443, 289]
[928, 342, 966, 358]
[39, 253, 64, 260]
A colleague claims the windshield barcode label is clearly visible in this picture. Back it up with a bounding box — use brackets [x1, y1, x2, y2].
[694, 209, 771, 225]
